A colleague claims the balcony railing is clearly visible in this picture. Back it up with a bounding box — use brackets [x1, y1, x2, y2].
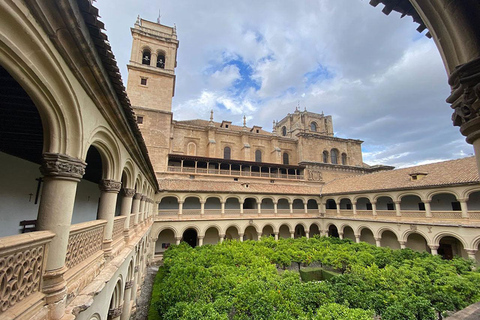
[113, 216, 127, 240]
[167, 166, 304, 180]
[65, 220, 106, 269]
[0, 231, 54, 315]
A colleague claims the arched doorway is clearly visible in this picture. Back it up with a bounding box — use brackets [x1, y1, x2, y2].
[182, 228, 198, 247]
[294, 224, 305, 238]
[438, 236, 467, 260]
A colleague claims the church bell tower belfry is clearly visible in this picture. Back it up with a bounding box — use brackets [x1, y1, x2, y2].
[126, 17, 179, 173]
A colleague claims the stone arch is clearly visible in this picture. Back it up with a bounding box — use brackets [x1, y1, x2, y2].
[399, 193, 424, 211]
[358, 226, 375, 245]
[225, 224, 241, 240]
[378, 227, 400, 249]
[262, 224, 276, 237]
[341, 225, 356, 241]
[120, 160, 135, 189]
[292, 198, 304, 209]
[375, 195, 395, 210]
[261, 197, 275, 210]
[156, 49, 166, 68]
[141, 46, 151, 65]
[310, 121, 317, 132]
[204, 196, 222, 209]
[463, 187, 480, 200]
[277, 198, 290, 210]
[243, 225, 259, 241]
[433, 232, 468, 249]
[430, 192, 461, 211]
[203, 226, 221, 245]
[86, 127, 121, 180]
[278, 224, 291, 239]
[322, 150, 329, 163]
[182, 195, 202, 209]
[224, 196, 241, 210]
[154, 227, 177, 253]
[427, 190, 460, 201]
[309, 223, 321, 237]
[107, 277, 124, 319]
[339, 198, 353, 209]
[330, 148, 339, 164]
[436, 234, 468, 260]
[179, 225, 201, 237]
[327, 224, 339, 237]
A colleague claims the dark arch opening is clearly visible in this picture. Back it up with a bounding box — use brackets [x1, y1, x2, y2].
[182, 228, 197, 247]
[157, 53, 165, 68]
[283, 152, 289, 165]
[328, 225, 339, 237]
[142, 49, 151, 65]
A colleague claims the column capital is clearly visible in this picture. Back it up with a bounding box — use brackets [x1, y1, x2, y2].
[108, 307, 123, 318]
[422, 199, 431, 204]
[398, 240, 406, 245]
[448, 57, 480, 143]
[40, 153, 86, 180]
[466, 248, 478, 255]
[125, 280, 134, 289]
[122, 188, 136, 198]
[238, 233, 244, 237]
[428, 244, 439, 250]
[394, 200, 401, 204]
[134, 193, 142, 200]
[141, 195, 147, 201]
[458, 198, 468, 203]
[197, 236, 205, 240]
[99, 179, 122, 192]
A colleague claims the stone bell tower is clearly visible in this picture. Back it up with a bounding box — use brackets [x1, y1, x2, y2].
[126, 17, 179, 173]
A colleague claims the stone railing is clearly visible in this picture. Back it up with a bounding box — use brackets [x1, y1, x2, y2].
[129, 213, 135, 229]
[167, 166, 304, 180]
[469, 211, 480, 219]
[0, 231, 54, 314]
[156, 209, 320, 221]
[113, 216, 127, 240]
[65, 220, 106, 269]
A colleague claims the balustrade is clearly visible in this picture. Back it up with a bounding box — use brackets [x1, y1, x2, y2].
[166, 166, 304, 180]
[65, 220, 106, 269]
[113, 216, 127, 240]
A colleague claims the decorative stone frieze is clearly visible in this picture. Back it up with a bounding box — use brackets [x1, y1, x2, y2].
[122, 188, 136, 198]
[134, 193, 142, 200]
[125, 280, 134, 289]
[40, 153, 86, 180]
[108, 306, 122, 317]
[448, 57, 480, 143]
[141, 196, 147, 202]
[306, 165, 323, 182]
[99, 179, 122, 192]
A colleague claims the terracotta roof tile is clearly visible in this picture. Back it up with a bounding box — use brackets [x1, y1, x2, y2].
[175, 119, 273, 135]
[322, 157, 479, 195]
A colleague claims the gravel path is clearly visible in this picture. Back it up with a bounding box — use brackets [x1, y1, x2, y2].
[132, 265, 159, 320]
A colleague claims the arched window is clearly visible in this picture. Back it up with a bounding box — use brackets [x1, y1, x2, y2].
[142, 49, 151, 65]
[282, 126, 287, 136]
[331, 149, 339, 164]
[255, 150, 262, 162]
[157, 53, 165, 68]
[341, 153, 347, 165]
[283, 152, 289, 165]
[224, 146, 231, 160]
[187, 142, 196, 156]
[323, 151, 329, 163]
[310, 122, 317, 132]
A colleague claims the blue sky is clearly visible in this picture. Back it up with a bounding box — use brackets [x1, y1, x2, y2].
[96, 0, 473, 168]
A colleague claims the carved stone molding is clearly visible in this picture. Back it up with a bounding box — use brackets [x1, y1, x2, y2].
[108, 306, 122, 317]
[141, 196, 147, 202]
[40, 153, 86, 180]
[448, 57, 480, 143]
[125, 280, 134, 289]
[99, 179, 122, 192]
[134, 193, 142, 200]
[305, 165, 324, 182]
[134, 266, 139, 273]
[122, 188, 136, 198]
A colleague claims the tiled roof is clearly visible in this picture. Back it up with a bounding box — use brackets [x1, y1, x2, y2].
[322, 157, 479, 195]
[175, 119, 274, 135]
[158, 179, 321, 195]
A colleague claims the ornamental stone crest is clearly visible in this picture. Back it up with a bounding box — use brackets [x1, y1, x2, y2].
[448, 57, 480, 143]
[40, 153, 86, 179]
[306, 165, 323, 182]
[99, 179, 122, 192]
[122, 188, 136, 197]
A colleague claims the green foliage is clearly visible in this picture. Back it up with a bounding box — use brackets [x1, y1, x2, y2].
[152, 237, 480, 319]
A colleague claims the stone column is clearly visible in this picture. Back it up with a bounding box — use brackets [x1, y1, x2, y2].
[37, 153, 86, 320]
[338, 232, 344, 240]
[221, 200, 226, 216]
[139, 196, 146, 223]
[394, 200, 401, 217]
[121, 188, 135, 235]
[178, 200, 184, 216]
[320, 229, 327, 237]
[273, 202, 278, 215]
[257, 232, 262, 240]
[399, 241, 406, 249]
[240, 201, 244, 215]
[459, 198, 469, 218]
[121, 280, 134, 320]
[303, 201, 308, 214]
[274, 232, 279, 241]
[320, 202, 326, 215]
[289, 201, 293, 214]
[352, 202, 357, 216]
[335, 201, 340, 216]
[305, 231, 309, 239]
[200, 200, 205, 215]
[371, 201, 377, 216]
[355, 234, 360, 243]
[257, 201, 261, 215]
[132, 193, 141, 226]
[374, 237, 381, 247]
[424, 200, 432, 218]
[239, 233, 244, 242]
[429, 245, 439, 255]
[130, 264, 139, 309]
[98, 179, 122, 257]
[175, 236, 181, 245]
[290, 231, 295, 239]
[219, 234, 225, 243]
[198, 236, 204, 247]
[466, 249, 477, 261]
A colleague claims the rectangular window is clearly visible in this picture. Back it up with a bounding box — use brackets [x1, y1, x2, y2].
[387, 203, 394, 210]
[418, 203, 426, 211]
[451, 201, 461, 211]
[140, 78, 147, 85]
[136, 116, 144, 124]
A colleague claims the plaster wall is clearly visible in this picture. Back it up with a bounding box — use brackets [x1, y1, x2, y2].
[71, 179, 100, 224]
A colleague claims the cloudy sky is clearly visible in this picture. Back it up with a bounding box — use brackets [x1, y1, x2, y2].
[95, 0, 473, 168]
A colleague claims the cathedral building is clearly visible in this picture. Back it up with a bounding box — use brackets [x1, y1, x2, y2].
[0, 0, 480, 319]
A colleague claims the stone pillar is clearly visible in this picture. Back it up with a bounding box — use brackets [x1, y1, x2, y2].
[273, 202, 278, 215]
[290, 231, 295, 239]
[394, 200, 401, 217]
[130, 264, 139, 309]
[371, 201, 377, 216]
[429, 245, 439, 255]
[289, 201, 293, 214]
[466, 249, 477, 261]
[257, 232, 262, 240]
[132, 193, 141, 226]
[139, 195, 146, 223]
[221, 200, 226, 216]
[303, 201, 308, 214]
[335, 201, 340, 216]
[305, 231, 309, 239]
[338, 232, 344, 240]
[257, 201, 261, 215]
[178, 201, 184, 216]
[352, 202, 357, 216]
[459, 198, 469, 218]
[320, 202, 326, 215]
[121, 188, 135, 234]
[175, 236, 181, 245]
[240, 201, 244, 215]
[399, 241, 406, 250]
[200, 200, 205, 215]
[355, 234, 360, 243]
[374, 237, 381, 247]
[98, 179, 122, 257]
[37, 153, 86, 320]
[424, 200, 432, 218]
[239, 233, 244, 242]
[320, 229, 327, 237]
[274, 232, 279, 241]
[219, 234, 225, 243]
[121, 280, 134, 320]
[198, 236, 204, 247]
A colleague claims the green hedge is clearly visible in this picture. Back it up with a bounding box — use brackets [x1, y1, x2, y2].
[150, 236, 480, 319]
